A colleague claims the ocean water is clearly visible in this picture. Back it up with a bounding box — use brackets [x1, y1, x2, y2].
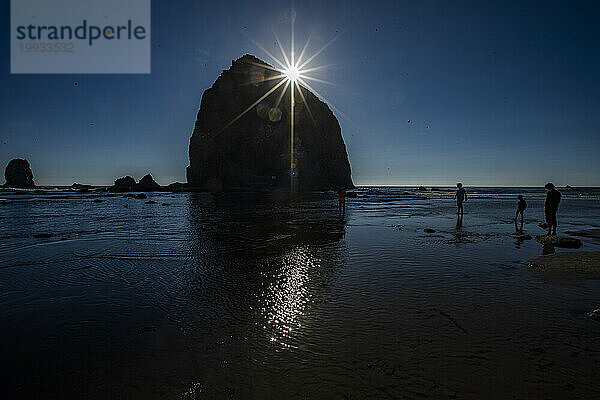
[1, 187, 599, 399]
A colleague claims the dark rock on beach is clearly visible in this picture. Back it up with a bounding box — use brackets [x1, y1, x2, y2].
[424, 228, 436, 233]
[452, 231, 469, 238]
[145, 200, 156, 204]
[346, 191, 358, 198]
[525, 251, 600, 281]
[109, 176, 137, 192]
[109, 174, 161, 192]
[535, 235, 582, 249]
[134, 193, 147, 200]
[187, 54, 353, 191]
[166, 182, 188, 192]
[138, 174, 161, 191]
[33, 233, 53, 239]
[92, 199, 103, 203]
[3, 159, 35, 188]
[565, 229, 600, 243]
[416, 186, 428, 192]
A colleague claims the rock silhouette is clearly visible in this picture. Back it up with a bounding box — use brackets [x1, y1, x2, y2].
[109, 176, 137, 192]
[138, 174, 161, 191]
[187, 54, 353, 191]
[4, 159, 35, 188]
[535, 235, 582, 249]
[109, 174, 161, 192]
[166, 182, 188, 192]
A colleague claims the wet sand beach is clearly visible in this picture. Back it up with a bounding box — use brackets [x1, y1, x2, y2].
[1, 187, 599, 399]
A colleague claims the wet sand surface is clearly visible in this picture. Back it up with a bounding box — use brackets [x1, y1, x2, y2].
[1, 188, 599, 399]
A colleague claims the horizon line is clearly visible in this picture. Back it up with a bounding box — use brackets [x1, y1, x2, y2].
[7, 183, 600, 189]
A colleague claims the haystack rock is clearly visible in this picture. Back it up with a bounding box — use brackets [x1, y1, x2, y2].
[4, 159, 35, 188]
[187, 54, 353, 191]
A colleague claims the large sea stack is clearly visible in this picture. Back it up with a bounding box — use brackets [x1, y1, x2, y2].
[3, 158, 35, 188]
[187, 54, 353, 191]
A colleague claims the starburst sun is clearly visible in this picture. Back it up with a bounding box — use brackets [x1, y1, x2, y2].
[222, 14, 344, 191]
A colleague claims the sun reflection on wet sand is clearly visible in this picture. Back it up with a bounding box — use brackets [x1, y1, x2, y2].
[260, 246, 319, 348]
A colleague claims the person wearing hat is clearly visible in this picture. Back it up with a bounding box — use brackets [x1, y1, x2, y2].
[544, 183, 561, 235]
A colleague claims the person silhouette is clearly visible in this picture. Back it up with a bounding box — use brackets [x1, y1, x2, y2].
[544, 183, 561, 236]
[454, 183, 467, 215]
[515, 195, 527, 232]
[338, 188, 346, 214]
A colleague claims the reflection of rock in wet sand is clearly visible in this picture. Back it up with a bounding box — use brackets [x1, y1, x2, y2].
[187, 192, 347, 253]
[184, 192, 347, 352]
[525, 251, 600, 281]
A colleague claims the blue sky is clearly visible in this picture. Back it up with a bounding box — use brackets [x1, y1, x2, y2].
[1, 0, 599, 186]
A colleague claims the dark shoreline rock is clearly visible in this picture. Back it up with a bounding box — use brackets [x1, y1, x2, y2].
[109, 176, 137, 192]
[108, 174, 162, 192]
[138, 174, 161, 191]
[187, 54, 354, 192]
[33, 233, 53, 239]
[3, 159, 35, 188]
[166, 182, 189, 192]
[535, 235, 582, 249]
[565, 229, 600, 243]
[525, 251, 600, 281]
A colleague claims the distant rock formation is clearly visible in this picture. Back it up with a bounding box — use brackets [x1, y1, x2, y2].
[110, 176, 138, 192]
[3, 159, 35, 188]
[187, 54, 353, 191]
[108, 174, 161, 192]
[166, 182, 188, 192]
[138, 174, 161, 191]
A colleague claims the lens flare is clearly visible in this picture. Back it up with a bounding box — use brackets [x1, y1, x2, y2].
[268, 107, 282, 122]
[284, 66, 300, 82]
[220, 12, 348, 193]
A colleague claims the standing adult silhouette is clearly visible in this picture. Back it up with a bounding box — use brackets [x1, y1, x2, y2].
[544, 183, 561, 235]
